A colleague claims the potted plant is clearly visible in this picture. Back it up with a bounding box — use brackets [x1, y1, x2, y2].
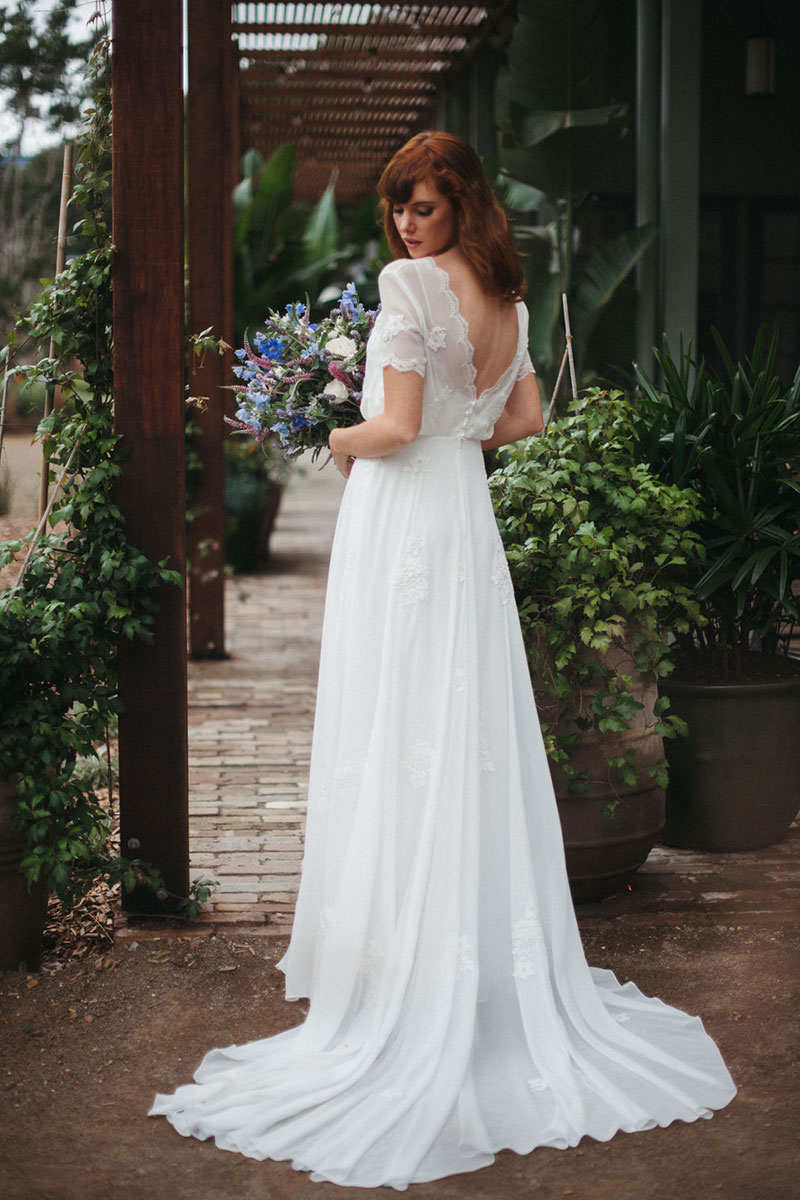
[223, 438, 288, 574]
[632, 329, 800, 850]
[490, 389, 704, 900]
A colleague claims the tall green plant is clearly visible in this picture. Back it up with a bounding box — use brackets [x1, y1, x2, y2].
[632, 329, 800, 677]
[495, 0, 656, 393]
[233, 145, 384, 336]
[0, 26, 209, 913]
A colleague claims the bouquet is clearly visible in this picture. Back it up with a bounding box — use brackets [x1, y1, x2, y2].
[226, 283, 378, 461]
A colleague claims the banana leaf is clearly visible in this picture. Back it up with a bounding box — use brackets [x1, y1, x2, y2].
[572, 224, 658, 349]
[510, 104, 628, 149]
[507, 1, 609, 113]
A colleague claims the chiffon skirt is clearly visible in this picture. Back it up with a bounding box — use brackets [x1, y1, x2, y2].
[150, 437, 737, 1188]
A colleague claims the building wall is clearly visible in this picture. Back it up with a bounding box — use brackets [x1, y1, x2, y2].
[700, 0, 800, 199]
[591, 0, 799, 373]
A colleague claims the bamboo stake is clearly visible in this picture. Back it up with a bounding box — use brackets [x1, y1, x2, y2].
[0, 357, 10, 472]
[543, 294, 579, 433]
[5, 433, 82, 600]
[562, 292, 578, 401]
[39, 142, 73, 520]
[543, 344, 569, 432]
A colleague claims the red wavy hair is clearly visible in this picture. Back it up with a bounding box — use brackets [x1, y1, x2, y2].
[377, 131, 525, 302]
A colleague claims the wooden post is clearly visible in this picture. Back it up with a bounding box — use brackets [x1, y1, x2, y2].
[187, 0, 234, 659]
[112, 0, 189, 911]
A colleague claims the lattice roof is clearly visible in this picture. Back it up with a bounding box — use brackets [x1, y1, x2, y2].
[232, 2, 508, 203]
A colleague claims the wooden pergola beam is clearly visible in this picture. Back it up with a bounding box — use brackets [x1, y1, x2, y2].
[186, 0, 233, 660]
[242, 65, 446, 81]
[112, 0, 189, 912]
[261, 114, 422, 130]
[271, 136, 411, 150]
[233, 22, 481, 38]
[242, 75, 438, 91]
[243, 48, 460, 63]
[248, 91, 435, 107]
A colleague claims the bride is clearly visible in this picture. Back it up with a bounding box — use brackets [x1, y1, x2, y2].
[150, 131, 736, 1188]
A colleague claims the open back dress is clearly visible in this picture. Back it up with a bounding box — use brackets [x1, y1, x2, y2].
[150, 256, 737, 1189]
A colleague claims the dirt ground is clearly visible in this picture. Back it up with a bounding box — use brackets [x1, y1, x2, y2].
[1, 914, 797, 1200]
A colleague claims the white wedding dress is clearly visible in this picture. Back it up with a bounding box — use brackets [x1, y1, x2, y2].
[150, 257, 737, 1188]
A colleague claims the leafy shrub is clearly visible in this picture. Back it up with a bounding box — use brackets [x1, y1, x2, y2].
[490, 388, 705, 798]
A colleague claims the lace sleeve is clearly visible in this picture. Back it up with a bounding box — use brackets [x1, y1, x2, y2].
[515, 350, 536, 382]
[376, 262, 427, 378]
[514, 302, 536, 381]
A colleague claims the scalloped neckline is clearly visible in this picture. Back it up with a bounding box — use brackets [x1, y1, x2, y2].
[420, 256, 523, 402]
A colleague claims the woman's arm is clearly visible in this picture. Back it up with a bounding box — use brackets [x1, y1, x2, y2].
[329, 367, 424, 476]
[480, 373, 543, 452]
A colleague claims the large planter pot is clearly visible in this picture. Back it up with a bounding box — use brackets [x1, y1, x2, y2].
[225, 479, 283, 574]
[538, 644, 666, 903]
[659, 674, 800, 851]
[0, 778, 48, 972]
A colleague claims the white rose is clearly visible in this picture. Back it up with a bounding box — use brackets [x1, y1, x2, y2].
[326, 335, 357, 359]
[323, 378, 349, 405]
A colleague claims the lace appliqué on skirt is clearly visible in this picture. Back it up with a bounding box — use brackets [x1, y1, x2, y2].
[402, 741, 435, 789]
[512, 902, 546, 980]
[392, 535, 429, 607]
[491, 543, 513, 606]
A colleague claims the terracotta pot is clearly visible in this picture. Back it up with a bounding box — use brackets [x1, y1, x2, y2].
[533, 640, 666, 903]
[659, 674, 800, 851]
[0, 777, 48, 972]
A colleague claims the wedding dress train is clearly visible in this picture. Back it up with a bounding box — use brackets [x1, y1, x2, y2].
[150, 257, 736, 1188]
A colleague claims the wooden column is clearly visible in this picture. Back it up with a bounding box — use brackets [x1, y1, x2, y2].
[187, 0, 234, 659]
[112, 0, 189, 911]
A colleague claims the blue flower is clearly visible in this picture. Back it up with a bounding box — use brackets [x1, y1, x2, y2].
[254, 334, 285, 361]
[235, 406, 259, 430]
[340, 281, 364, 320]
[235, 348, 247, 360]
[285, 302, 306, 319]
[233, 364, 259, 381]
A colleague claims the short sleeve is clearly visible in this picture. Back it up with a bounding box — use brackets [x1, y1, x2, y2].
[514, 300, 536, 381]
[515, 350, 536, 382]
[377, 262, 427, 378]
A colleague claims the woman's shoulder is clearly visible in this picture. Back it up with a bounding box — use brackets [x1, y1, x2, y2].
[378, 257, 428, 288]
[377, 258, 433, 312]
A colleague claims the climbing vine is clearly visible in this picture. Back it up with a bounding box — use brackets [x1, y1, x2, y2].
[0, 18, 212, 915]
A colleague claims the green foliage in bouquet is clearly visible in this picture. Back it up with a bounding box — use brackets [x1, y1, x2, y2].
[490, 389, 705, 794]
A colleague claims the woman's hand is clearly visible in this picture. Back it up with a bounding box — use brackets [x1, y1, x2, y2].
[329, 429, 355, 478]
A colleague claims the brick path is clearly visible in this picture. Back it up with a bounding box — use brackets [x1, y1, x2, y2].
[187, 457, 344, 928]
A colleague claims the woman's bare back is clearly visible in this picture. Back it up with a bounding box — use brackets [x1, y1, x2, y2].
[433, 248, 521, 396]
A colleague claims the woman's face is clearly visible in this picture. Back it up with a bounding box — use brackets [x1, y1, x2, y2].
[392, 179, 457, 259]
